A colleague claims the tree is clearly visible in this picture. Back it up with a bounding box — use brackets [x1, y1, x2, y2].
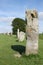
[12, 18, 26, 35]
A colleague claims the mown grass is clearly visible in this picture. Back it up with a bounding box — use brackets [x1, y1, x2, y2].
[0, 34, 43, 65]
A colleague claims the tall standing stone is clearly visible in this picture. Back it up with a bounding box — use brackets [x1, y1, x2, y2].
[17, 29, 19, 39]
[25, 10, 39, 55]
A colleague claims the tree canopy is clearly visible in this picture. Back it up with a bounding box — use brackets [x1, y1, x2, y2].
[12, 18, 26, 34]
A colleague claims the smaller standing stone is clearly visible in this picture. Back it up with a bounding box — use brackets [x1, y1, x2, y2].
[19, 31, 25, 42]
[17, 29, 19, 39]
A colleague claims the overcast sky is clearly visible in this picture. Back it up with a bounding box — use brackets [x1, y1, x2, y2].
[0, 0, 43, 33]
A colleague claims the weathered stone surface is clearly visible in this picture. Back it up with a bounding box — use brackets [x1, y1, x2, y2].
[14, 53, 21, 58]
[17, 29, 25, 42]
[19, 31, 25, 42]
[25, 10, 39, 55]
[17, 29, 19, 39]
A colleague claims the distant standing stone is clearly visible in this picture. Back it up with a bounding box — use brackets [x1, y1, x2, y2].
[17, 29, 19, 39]
[19, 31, 25, 42]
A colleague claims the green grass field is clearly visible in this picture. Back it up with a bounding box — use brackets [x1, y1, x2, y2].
[0, 34, 43, 65]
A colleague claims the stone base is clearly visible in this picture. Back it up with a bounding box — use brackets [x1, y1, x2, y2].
[14, 53, 21, 58]
[25, 38, 38, 56]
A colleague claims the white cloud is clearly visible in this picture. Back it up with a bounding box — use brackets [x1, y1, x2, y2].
[0, 17, 15, 25]
[0, 10, 16, 16]
[39, 12, 43, 16]
[0, 10, 24, 18]
[0, 26, 12, 33]
[38, 12, 43, 20]
[38, 12, 43, 33]
[0, 17, 15, 33]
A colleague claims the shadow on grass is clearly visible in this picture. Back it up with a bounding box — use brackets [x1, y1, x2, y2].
[11, 45, 26, 55]
[11, 45, 41, 59]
